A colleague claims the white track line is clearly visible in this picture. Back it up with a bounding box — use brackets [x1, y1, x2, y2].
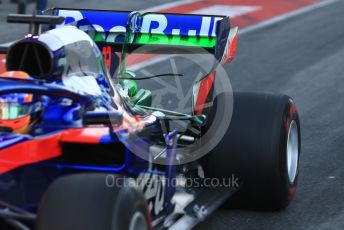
[129, 55, 177, 71]
[239, 0, 340, 35]
[144, 0, 201, 12]
[129, 0, 339, 70]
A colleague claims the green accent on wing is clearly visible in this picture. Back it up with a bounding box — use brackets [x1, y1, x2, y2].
[119, 79, 138, 97]
[93, 33, 106, 42]
[132, 89, 152, 107]
[136, 34, 216, 48]
[89, 31, 216, 48]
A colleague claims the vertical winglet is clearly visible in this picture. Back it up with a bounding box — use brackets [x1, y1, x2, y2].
[220, 26, 238, 64]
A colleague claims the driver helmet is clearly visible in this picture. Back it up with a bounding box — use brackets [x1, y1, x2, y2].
[0, 71, 40, 133]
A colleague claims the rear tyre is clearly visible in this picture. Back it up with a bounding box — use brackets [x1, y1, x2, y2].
[204, 92, 301, 210]
[37, 173, 150, 230]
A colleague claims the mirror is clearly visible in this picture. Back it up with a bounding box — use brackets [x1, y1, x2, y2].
[118, 71, 139, 97]
[117, 71, 152, 107]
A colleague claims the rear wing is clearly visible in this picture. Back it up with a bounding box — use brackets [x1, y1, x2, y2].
[48, 8, 238, 64]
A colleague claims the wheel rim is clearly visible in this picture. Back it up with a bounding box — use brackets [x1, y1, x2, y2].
[128, 211, 148, 230]
[287, 120, 299, 184]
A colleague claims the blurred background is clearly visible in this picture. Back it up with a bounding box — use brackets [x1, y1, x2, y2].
[0, 0, 173, 43]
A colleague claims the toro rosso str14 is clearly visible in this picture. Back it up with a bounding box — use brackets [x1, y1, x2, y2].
[0, 9, 301, 230]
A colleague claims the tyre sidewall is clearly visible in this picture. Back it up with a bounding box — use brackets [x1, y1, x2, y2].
[276, 98, 301, 208]
[111, 184, 151, 230]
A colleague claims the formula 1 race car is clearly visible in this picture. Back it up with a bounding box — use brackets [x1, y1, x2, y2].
[0, 9, 301, 230]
